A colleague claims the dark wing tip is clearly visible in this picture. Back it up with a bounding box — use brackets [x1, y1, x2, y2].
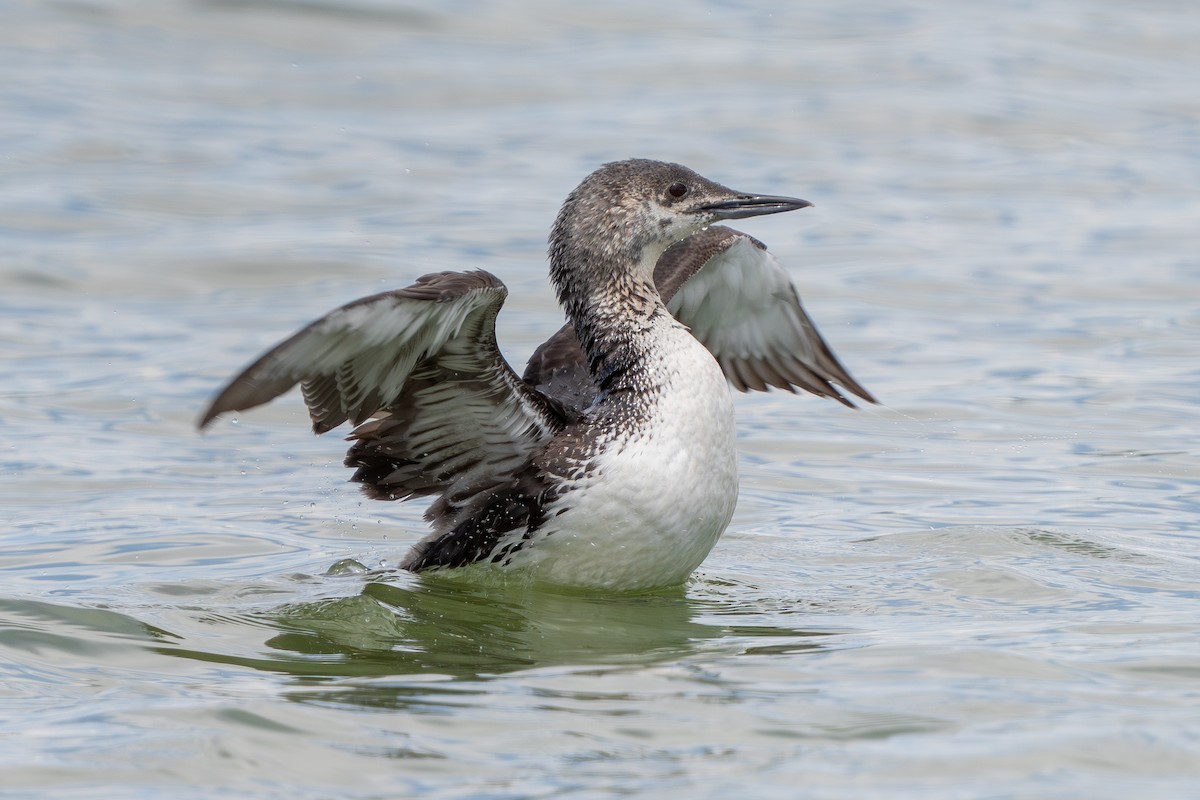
[845, 381, 878, 407]
[196, 362, 298, 431]
[195, 380, 259, 431]
[196, 407, 220, 431]
[827, 378, 878, 408]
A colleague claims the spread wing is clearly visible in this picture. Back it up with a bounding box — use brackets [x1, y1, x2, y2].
[523, 226, 875, 411]
[199, 270, 566, 508]
[664, 227, 875, 406]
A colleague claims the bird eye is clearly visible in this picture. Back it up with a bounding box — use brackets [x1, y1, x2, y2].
[668, 182, 688, 199]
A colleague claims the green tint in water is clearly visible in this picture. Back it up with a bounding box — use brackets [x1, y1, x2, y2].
[3, 0, 1200, 797]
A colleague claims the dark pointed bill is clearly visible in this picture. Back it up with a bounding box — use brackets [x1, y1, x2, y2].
[702, 194, 813, 220]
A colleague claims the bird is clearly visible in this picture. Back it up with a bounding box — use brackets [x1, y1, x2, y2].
[199, 159, 874, 591]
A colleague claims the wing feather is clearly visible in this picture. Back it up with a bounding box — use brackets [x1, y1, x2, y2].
[664, 229, 876, 407]
[522, 226, 875, 411]
[199, 270, 566, 511]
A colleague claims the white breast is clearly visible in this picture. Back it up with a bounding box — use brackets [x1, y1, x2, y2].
[515, 319, 739, 590]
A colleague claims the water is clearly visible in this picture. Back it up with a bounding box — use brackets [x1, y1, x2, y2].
[3, 0, 1199, 797]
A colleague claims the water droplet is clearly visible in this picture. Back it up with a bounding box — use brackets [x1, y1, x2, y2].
[325, 558, 369, 576]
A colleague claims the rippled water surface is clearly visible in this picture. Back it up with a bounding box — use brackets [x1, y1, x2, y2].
[3, 1, 1199, 797]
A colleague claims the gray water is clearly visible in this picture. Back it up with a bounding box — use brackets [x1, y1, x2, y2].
[3, 1, 1199, 797]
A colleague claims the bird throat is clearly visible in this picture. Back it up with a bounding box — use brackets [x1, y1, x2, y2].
[551, 244, 670, 398]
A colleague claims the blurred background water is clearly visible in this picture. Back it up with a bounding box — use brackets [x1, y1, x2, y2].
[2, 1, 1198, 797]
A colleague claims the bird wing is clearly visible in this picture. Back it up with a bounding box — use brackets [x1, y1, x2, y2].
[661, 227, 875, 406]
[522, 226, 875, 409]
[199, 270, 566, 505]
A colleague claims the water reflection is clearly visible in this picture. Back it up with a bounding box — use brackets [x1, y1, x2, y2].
[268, 579, 714, 676]
[254, 577, 827, 681]
[0, 574, 834, 702]
[1, 571, 836, 717]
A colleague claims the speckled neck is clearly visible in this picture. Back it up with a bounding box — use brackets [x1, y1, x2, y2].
[548, 199, 678, 396]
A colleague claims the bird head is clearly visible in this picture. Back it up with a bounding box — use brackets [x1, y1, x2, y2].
[549, 159, 811, 288]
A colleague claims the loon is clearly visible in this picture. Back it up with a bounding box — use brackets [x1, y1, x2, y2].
[199, 159, 874, 591]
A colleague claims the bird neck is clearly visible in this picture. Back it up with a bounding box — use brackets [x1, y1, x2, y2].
[549, 238, 672, 395]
